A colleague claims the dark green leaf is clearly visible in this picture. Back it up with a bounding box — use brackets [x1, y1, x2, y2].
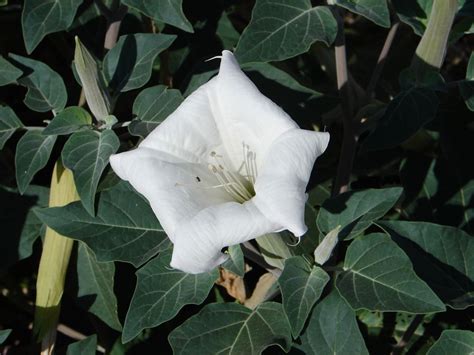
[0, 329, 11, 345]
[459, 53, 474, 111]
[379, 221, 474, 309]
[15, 130, 56, 194]
[335, 0, 390, 27]
[35, 182, 170, 267]
[221, 244, 245, 277]
[300, 291, 369, 355]
[235, 1, 337, 63]
[217, 12, 241, 50]
[103, 33, 176, 92]
[123, 250, 218, 343]
[22, 0, 82, 53]
[62, 130, 119, 215]
[427, 330, 474, 355]
[121, 0, 193, 33]
[66, 335, 97, 355]
[279, 256, 329, 337]
[77, 243, 121, 331]
[317, 187, 403, 240]
[168, 302, 292, 355]
[337, 233, 445, 313]
[364, 88, 439, 151]
[128, 85, 183, 137]
[43, 107, 92, 136]
[0, 56, 22, 86]
[392, 0, 432, 36]
[8, 54, 67, 113]
[0, 106, 23, 150]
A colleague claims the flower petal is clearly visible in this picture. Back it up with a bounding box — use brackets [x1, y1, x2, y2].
[170, 200, 281, 274]
[110, 148, 232, 241]
[253, 129, 330, 237]
[208, 50, 298, 170]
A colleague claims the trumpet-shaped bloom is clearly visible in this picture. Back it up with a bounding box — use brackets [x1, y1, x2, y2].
[110, 51, 329, 274]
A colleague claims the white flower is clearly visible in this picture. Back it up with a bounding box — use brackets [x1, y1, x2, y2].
[110, 50, 329, 274]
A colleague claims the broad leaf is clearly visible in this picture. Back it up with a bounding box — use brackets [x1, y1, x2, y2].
[392, 0, 432, 36]
[62, 130, 119, 215]
[77, 244, 121, 331]
[121, 0, 193, 33]
[123, 250, 218, 343]
[364, 88, 439, 151]
[103, 33, 176, 92]
[317, 187, 402, 240]
[217, 12, 241, 50]
[379, 221, 474, 309]
[459, 53, 474, 111]
[35, 181, 170, 267]
[337, 233, 445, 313]
[279, 256, 329, 337]
[427, 330, 474, 355]
[335, 0, 390, 27]
[0, 56, 22, 86]
[43, 106, 92, 135]
[300, 291, 369, 355]
[222, 244, 245, 277]
[0, 106, 23, 150]
[128, 85, 183, 137]
[15, 130, 56, 194]
[0, 329, 11, 345]
[235, 1, 337, 64]
[66, 335, 97, 355]
[22, 0, 82, 53]
[8, 54, 67, 113]
[168, 302, 292, 354]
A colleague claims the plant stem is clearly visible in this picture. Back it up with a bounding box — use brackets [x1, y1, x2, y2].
[391, 315, 424, 355]
[367, 22, 400, 97]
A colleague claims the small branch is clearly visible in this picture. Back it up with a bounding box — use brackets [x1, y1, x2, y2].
[391, 315, 424, 355]
[367, 21, 400, 98]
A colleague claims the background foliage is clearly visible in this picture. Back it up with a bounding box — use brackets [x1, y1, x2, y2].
[0, 0, 473, 354]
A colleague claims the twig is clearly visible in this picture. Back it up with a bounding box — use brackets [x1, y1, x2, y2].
[331, 8, 358, 196]
[57, 324, 105, 353]
[391, 314, 424, 355]
[367, 21, 400, 98]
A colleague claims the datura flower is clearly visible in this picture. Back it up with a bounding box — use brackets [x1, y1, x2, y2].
[110, 50, 329, 274]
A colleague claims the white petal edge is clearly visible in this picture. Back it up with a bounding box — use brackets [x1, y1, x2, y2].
[253, 129, 330, 237]
[171, 200, 281, 274]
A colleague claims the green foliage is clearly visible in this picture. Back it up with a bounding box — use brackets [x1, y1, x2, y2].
[168, 302, 292, 354]
[66, 335, 97, 355]
[123, 250, 218, 342]
[0, 106, 23, 150]
[335, 0, 390, 27]
[337, 233, 445, 313]
[221, 244, 245, 277]
[0, 329, 11, 345]
[300, 291, 369, 355]
[36, 182, 170, 267]
[42, 107, 93, 136]
[235, 0, 337, 63]
[0, 56, 22, 86]
[427, 330, 474, 355]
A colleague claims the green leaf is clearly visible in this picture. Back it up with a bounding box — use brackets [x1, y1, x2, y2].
[317, 187, 402, 240]
[0, 329, 11, 345]
[392, 0, 433, 36]
[300, 291, 369, 355]
[121, 0, 193, 33]
[235, 1, 337, 64]
[168, 302, 292, 355]
[337, 233, 446, 313]
[222, 244, 245, 277]
[427, 330, 474, 355]
[123, 250, 217, 343]
[128, 85, 183, 137]
[0, 106, 23, 150]
[459, 53, 474, 111]
[379, 221, 474, 309]
[35, 182, 170, 267]
[43, 107, 92, 135]
[0, 56, 22, 86]
[15, 130, 56, 194]
[335, 0, 390, 27]
[217, 12, 241, 50]
[62, 130, 119, 215]
[77, 243, 121, 331]
[314, 225, 341, 265]
[103, 33, 176, 92]
[22, 0, 82, 53]
[364, 88, 439, 151]
[279, 256, 329, 337]
[66, 335, 97, 355]
[8, 54, 67, 113]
